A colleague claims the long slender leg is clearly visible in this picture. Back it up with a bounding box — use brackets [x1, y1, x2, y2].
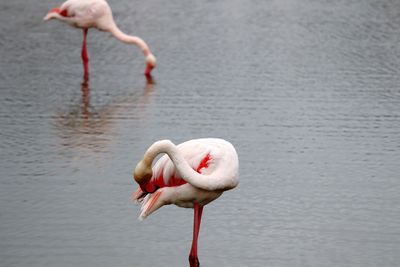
[80, 79, 90, 119]
[189, 203, 203, 267]
[81, 29, 89, 82]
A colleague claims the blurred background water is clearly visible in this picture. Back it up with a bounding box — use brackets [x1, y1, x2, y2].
[1, 0, 400, 266]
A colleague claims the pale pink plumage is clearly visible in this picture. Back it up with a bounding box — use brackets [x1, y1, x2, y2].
[132, 138, 239, 267]
[44, 0, 156, 80]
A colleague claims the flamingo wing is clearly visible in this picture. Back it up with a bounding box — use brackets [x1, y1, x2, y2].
[57, 0, 109, 28]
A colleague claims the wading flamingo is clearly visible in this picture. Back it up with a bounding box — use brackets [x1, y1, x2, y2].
[132, 138, 239, 267]
[44, 0, 156, 81]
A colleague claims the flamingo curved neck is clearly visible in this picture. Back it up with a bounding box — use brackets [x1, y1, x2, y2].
[142, 140, 232, 191]
[109, 25, 151, 57]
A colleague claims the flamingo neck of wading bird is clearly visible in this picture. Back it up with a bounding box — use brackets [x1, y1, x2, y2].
[108, 24, 156, 75]
[133, 140, 238, 192]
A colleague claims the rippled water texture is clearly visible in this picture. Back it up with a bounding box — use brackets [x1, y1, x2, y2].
[1, 0, 400, 266]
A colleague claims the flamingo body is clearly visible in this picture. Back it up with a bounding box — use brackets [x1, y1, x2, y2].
[44, 0, 156, 79]
[133, 138, 239, 267]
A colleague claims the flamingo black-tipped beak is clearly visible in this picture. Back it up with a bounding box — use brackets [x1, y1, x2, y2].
[144, 64, 155, 76]
[144, 54, 156, 76]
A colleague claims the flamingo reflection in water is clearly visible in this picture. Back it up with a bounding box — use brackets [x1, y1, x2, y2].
[54, 77, 154, 153]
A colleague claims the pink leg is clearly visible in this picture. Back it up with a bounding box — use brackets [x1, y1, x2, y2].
[189, 203, 203, 267]
[80, 80, 90, 119]
[81, 29, 89, 82]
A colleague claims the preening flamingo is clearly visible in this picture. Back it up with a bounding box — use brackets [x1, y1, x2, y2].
[132, 138, 239, 267]
[44, 0, 156, 80]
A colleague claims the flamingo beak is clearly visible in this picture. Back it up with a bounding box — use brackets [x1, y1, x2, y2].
[144, 54, 156, 76]
[144, 64, 155, 76]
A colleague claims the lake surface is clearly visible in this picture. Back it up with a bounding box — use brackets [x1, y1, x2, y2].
[1, 0, 400, 266]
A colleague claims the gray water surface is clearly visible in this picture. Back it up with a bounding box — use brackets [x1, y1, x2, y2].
[1, 0, 400, 266]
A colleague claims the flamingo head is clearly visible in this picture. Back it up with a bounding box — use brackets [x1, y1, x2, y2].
[43, 7, 67, 21]
[133, 159, 153, 190]
[144, 54, 157, 76]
